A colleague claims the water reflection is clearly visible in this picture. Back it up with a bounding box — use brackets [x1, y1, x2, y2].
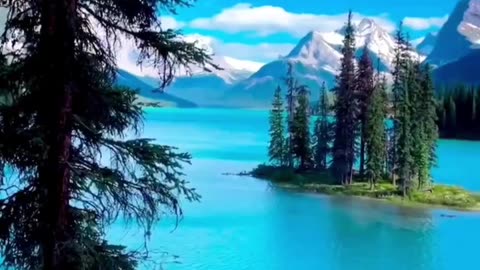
[324, 196, 436, 270]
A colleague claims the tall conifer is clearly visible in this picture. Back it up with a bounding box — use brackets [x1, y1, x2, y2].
[332, 11, 358, 185]
[356, 46, 375, 178]
[365, 76, 387, 189]
[313, 82, 330, 170]
[268, 86, 286, 166]
[0, 1, 216, 269]
[292, 86, 312, 170]
[284, 62, 297, 168]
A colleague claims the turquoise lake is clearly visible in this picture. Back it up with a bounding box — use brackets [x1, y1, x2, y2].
[108, 108, 480, 270]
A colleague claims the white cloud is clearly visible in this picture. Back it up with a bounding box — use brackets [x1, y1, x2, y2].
[403, 15, 448, 30]
[214, 41, 294, 62]
[189, 3, 396, 37]
[160, 16, 185, 29]
[459, 0, 480, 45]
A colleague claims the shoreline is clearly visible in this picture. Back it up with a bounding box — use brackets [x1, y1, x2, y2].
[272, 182, 480, 213]
[233, 165, 480, 213]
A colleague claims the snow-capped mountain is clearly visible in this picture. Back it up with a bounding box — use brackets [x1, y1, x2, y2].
[217, 18, 419, 108]
[425, 0, 472, 66]
[429, 0, 480, 87]
[416, 33, 438, 56]
[126, 34, 265, 106]
[459, 0, 480, 45]
[322, 18, 403, 69]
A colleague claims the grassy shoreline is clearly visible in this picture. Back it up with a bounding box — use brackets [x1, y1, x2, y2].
[248, 165, 480, 212]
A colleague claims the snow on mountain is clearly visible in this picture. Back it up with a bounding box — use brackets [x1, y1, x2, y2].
[216, 18, 422, 108]
[178, 34, 264, 84]
[459, 0, 480, 45]
[286, 31, 342, 71]
[320, 18, 422, 69]
[223, 56, 265, 73]
[123, 33, 265, 106]
[416, 33, 438, 56]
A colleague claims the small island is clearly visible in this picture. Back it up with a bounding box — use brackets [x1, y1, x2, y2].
[248, 14, 480, 212]
[249, 165, 480, 211]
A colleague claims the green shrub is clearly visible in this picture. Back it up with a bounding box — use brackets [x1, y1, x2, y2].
[410, 185, 478, 208]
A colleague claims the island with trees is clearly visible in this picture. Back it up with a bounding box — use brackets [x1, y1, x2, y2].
[250, 12, 480, 211]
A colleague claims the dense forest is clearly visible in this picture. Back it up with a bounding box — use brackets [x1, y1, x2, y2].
[436, 85, 480, 140]
[267, 14, 438, 196]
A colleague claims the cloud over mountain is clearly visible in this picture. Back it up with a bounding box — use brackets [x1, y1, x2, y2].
[189, 3, 396, 37]
[403, 15, 449, 30]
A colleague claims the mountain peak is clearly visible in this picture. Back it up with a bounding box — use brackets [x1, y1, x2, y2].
[357, 18, 378, 33]
[416, 32, 438, 56]
[425, 0, 472, 66]
[286, 31, 341, 70]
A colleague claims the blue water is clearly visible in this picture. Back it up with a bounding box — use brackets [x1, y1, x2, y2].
[108, 108, 480, 270]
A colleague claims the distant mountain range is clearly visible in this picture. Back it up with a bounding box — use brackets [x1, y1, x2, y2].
[116, 69, 197, 108]
[116, 0, 480, 108]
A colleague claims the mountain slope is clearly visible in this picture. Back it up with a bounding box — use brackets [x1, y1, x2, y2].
[416, 33, 438, 56]
[219, 18, 417, 108]
[116, 69, 197, 108]
[425, 0, 472, 66]
[219, 31, 341, 108]
[433, 49, 480, 86]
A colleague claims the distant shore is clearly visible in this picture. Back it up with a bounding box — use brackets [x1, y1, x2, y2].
[239, 165, 480, 212]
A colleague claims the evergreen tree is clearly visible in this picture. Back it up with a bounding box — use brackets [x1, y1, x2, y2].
[268, 86, 286, 166]
[397, 64, 414, 197]
[365, 76, 387, 189]
[332, 11, 358, 185]
[356, 45, 375, 178]
[418, 64, 438, 188]
[292, 86, 312, 170]
[284, 62, 297, 168]
[313, 82, 330, 170]
[390, 22, 409, 186]
[0, 1, 215, 269]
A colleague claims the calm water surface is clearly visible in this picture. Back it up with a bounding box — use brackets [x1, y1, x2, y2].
[108, 108, 480, 270]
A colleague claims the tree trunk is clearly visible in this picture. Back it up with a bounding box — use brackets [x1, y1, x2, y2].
[38, 0, 77, 269]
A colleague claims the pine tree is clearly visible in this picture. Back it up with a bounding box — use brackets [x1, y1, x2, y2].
[0, 1, 215, 269]
[390, 22, 411, 186]
[268, 86, 286, 166]
[292, 86, 312, 170]
[284, 62, 297, 168]
[397, 65, 414, 197]
[409, 61, 422, 185]
[313, 82, 330, 170]
[356, 45, 375, 178]
[418, 64, 438, 188]
[365, 76, 387, 189]
[332, 11, 358, 185]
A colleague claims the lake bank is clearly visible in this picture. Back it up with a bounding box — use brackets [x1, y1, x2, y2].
[246, 165, 480, 212]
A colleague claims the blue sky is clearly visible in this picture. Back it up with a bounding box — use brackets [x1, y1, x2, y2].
[158, 0, 460, 63]
[161, 0, 457, 62]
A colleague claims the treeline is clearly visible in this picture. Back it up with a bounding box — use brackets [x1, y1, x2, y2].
[436, 85, 480, 139]
[267, 14, 438, 196]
